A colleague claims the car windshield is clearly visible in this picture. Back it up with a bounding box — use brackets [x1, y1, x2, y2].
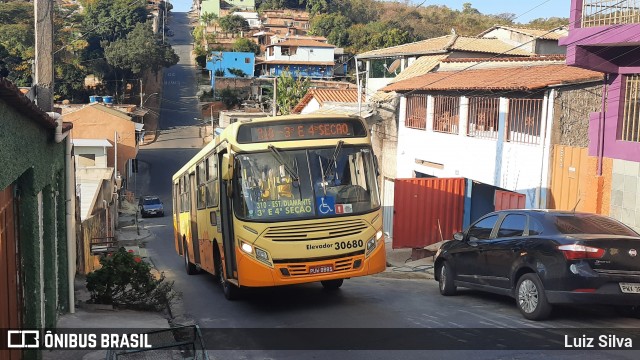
[233, 146, 380, 221]
[553, 214, 638, 236]
[143, 198, 161, 205]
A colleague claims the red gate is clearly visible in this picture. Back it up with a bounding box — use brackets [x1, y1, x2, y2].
[392, 178, 465, 249]
[1, 185, 22, 359]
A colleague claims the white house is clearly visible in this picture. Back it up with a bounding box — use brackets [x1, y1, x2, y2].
[233, 11, 261, 29]
[383, 57, 602, 210]
[258, 39, 335, 78]
[479, 25, 567, 55]
[72, 139, 116, 221]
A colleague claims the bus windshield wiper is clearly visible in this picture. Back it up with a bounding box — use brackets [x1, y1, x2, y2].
[268, 145, 299, 181]
[324, 140, 344, 179]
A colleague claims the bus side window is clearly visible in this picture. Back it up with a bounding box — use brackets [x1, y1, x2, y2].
[206, 154, 219, 208]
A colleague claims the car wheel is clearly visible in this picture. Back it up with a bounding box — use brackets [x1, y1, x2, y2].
[183, 240, 198, 275]
[516, 273, 552, 320]
[217, 254, 240, 300]
[321, 279, 343, 290]
[438, 261, 457, 296]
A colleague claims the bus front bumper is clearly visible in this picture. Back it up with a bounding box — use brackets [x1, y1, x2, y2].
[237, 241, 387, 287]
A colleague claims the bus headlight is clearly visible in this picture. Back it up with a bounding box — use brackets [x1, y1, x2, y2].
[255, 247, 269, 262]
[241, 242, 253, 254]
[366, 237, 376, 254]
[376, 230, 383, 241]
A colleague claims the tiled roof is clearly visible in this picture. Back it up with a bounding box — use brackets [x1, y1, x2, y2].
[292, 88, 363, 114]
[0, 77, 62, 131]
[256, 60, 335, 66]
[479, 25, 568, 41]
[390, 54, 448, 84]
[451, 36, 532, 55]
[441, 55, 565, 63]
[358, 35, 453, 58]
[267, 39, 335, 48]
[357, 34, 533, 59]
[383, 64, 603, 92]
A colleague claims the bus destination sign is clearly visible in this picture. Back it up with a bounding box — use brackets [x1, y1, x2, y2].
[237, 118, 367, 143]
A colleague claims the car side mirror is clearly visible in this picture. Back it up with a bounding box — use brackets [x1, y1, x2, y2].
[453, 232, 464, 241]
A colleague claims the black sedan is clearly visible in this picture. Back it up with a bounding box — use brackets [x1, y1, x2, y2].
[434, 210, 640, 320]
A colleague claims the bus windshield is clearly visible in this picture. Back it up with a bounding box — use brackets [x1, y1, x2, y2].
[233, 146, 380, 221]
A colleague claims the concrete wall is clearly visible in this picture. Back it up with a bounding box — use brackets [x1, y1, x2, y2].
[267, 46, 334, 62]
[62, 105, 137, 178]
[300, 98, 320, 114]
[611, 159, 640, 232]
[75, 146, 109, 168]
[0, 98, 69, 330]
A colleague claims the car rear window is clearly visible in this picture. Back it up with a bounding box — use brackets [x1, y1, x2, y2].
[554, 215, 638, 236]
[143, 198, 161, 205]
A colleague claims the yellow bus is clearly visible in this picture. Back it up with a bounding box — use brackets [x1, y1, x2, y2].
[172, 114, 386, 299]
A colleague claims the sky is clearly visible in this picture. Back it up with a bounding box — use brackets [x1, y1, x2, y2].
[417, 0, 571, 23]
[170, 0, 571, 23]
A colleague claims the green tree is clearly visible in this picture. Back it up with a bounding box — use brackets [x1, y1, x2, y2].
[104, 22, 178, 93]
[219, 86, 242, 109]
[218, 14, 249, 34]
[308, 13, 351, 48]
[232, 38, 260, 54]
[276, 70, 310, 115]
[82, 0, 147, 42]
[228, 68, 247, 77]
[0, 2, 33, 85]
[201, 12, 218, 27]
[527, 17, 569, 29]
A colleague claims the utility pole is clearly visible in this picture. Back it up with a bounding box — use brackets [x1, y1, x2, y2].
[34, 0, 54, 112]
[140, 79, 144, 107]
[162, 1, 166, 44]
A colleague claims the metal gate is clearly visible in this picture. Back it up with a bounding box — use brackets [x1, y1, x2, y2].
[382, 178, 395, 239]
[1, 185, 22, 359]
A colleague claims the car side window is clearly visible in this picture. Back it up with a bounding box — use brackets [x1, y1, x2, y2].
[467, 215, 499, 240]
[497, 214, 527, 238]
[528, 217, 544, 236]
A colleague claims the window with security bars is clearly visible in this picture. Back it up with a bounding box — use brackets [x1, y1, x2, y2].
[622, 74, 640, 142]
[433, 96, 460, 134]
[507, 98, 543, 145]
[582, 0, 640, 27]
[468, 97, 499, 140]
[405, 95, 427, 129]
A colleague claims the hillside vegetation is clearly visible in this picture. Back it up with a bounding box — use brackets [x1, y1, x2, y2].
[256, 0, 568, 53]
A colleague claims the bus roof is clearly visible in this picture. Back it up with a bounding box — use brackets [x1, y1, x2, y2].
[172, 114, 369, 182]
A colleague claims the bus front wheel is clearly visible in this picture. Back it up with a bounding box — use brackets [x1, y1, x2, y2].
[321, 279, 343, 290]
[217, 255, 240, 300]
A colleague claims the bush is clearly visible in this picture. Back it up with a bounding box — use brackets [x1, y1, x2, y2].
[86, 248, 179, 311]
[195, 54, 207, 68]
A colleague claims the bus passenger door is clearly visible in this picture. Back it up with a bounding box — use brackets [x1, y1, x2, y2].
[189, 173, 201, 264]
[219, 153, 237, 280]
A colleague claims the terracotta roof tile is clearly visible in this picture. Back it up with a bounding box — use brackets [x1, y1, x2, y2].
[357, 34, 533, 59]
[451, 36, 533, 56]
[441, 55, 565, 63]
[293, 89, 363, 113]
[267, 39, 335, 48]
[479, 25, 568, 41]
[383, 64, 603, 92]
[390, 54, 448, 83]
[357, 35, 453, 58]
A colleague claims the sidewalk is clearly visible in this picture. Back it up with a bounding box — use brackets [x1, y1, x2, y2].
[377, 238, 440, 280]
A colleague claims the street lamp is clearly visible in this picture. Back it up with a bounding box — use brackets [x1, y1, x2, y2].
[141, 92, 160, 107]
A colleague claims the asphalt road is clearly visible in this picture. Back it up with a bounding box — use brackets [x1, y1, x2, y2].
[134, 11, 640, 360]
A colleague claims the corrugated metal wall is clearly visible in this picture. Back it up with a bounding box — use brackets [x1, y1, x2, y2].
[392, 178, 465, 249]
[494, 190, 526, 211]
[382, 178, 395, 238]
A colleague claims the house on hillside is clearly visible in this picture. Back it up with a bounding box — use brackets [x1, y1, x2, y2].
[260, 9, 310, 36]
[61, 103, 144, 192]
[357, 32, 534, 99]
[206, 51, 256, 79]
[258, 39, 335, 78]
[0, 78, 75, 334]
[200, 0, 255, 18]
[292, 88, 363, 115]
[479, 25, 567, 55]
[559, 0, 640, 231]
[381, 57, 602, 229]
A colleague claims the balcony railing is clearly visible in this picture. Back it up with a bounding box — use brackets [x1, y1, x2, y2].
[582, 0, 640, 27]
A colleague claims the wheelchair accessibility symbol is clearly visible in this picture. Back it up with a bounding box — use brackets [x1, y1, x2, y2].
[317, 196, 335, 215]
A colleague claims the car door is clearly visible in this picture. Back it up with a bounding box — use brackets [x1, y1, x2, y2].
[482, 213, 528, 289]
[450, 214, 499, 285]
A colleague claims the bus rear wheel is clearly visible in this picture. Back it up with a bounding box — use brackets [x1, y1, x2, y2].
[217, 255, 240, 300]
[183, 239, 198, 275]
[321, 279, 343, 290]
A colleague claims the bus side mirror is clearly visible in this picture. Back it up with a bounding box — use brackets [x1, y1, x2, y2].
[221, 153, 234, 181]
[373, 156, 380, 177]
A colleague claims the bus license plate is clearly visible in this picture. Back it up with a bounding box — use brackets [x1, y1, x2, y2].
[309, 265, 333, 274]
[620, 282, 640, 294]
